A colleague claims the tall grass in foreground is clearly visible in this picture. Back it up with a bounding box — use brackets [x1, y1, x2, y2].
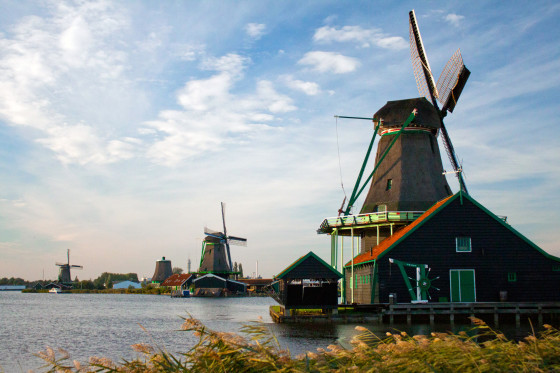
[37, 317, 560, 372]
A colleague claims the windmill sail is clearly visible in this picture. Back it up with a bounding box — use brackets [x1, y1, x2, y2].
[409, 10, 439, 103]
[436, 49, 470, 113]
[408, 9, 468, 193]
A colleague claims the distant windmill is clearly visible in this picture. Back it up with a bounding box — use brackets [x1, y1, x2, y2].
[409, 9, 470, 192]
[56, 249, 83, 283]
[199, 202, 247, 278]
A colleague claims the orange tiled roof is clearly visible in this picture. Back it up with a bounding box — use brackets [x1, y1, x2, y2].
[345, 195, 455, 267]
[160, 273, 193, 287]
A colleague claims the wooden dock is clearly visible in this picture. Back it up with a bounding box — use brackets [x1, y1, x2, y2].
[270, 302, 560, 326]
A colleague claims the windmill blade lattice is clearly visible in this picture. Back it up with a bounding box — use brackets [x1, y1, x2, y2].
[409, 10, 439, 103]
[228, 236, 247, 246]
[436, 49, 470, 113]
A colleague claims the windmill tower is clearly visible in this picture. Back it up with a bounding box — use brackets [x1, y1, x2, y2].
[199, 202, 247, 278]
[152, 257, 172, 283]
[56, 249, 83, 283]
[319, 9, 471, 269]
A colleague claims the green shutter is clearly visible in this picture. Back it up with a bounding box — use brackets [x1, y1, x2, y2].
[450, 270, 460, 302]
[460, 270, 475, 302]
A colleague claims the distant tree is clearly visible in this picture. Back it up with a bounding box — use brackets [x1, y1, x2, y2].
[74, 276, 79, 282]
[233, 262, 238, 273]
[93, 272, 139, 285]
[105, 275, 113, 289]
[172, 267, 183, 275]
[238, 263, 244, 278]
[79, 280, 95, 290]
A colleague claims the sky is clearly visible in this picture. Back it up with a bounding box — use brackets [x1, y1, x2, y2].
[1, 0, 559, 281]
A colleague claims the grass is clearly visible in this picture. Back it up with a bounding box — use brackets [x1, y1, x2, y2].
[36, 317, 560, 372]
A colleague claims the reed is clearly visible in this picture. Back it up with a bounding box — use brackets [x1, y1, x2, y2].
[37, 317, 560, 372]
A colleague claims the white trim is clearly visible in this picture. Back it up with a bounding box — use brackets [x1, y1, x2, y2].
[193, 273, 226, 283]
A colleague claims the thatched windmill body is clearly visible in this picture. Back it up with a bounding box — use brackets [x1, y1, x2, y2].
[56, 249, 83, 283]
[198, 202, 247, 279]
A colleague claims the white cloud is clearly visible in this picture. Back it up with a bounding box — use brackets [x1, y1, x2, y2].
[298, 51, 360, 74]
[36, 124, 137, 165]
[256, 80, 297, 113]
[144, 54, 295, 166]
[245, 23, 266, 40]
[313, 25, 407, 50]
[0, 0, 134, 165]
[281, 75, 321, 95]
[445, 13, 465, 27]
[201, 53, 250, 74]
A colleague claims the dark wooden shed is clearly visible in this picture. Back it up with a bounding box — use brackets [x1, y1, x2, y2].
[272, 251, 342, 313]
[344, 192, 560, 304]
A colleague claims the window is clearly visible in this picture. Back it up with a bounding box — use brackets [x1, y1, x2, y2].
[508, 272, 517, 282]
[386, 179, 393, 191]
[456, 237, 472, 252]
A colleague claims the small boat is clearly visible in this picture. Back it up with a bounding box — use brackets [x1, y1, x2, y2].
[49, 287, 61, 293]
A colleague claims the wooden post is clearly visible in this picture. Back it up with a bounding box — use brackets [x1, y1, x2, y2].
[351, 227, 354, 304]
[429, 310, 435, 327]
[494, 307, 499, 328]
[516, 306, 521, 328]
[450, 304, 455, 325]
[407, 307, 412, 326]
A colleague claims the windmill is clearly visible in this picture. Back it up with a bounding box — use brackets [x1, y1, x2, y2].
[322, 10, 472, 264]
[198, 202, 247, 278]
[56, 249, 83, 283]
[409, 9, 470, 192]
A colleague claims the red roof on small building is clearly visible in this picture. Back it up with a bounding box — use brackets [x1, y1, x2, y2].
[345, 195, 454, 267]
[160, 273, 193, 287]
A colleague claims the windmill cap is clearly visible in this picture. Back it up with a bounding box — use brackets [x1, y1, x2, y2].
[374, 97, 440, 129]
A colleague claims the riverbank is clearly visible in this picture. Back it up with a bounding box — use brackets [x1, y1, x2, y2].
[38, 316, 560, 372]
[22, 288, 271, 296]
[23, 288, 169, 295]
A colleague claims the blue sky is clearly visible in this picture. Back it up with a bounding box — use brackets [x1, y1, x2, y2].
[1, 0, 559, 280]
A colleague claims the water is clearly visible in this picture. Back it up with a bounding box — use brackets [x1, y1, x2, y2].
[0, 292, 543, 372]
[0, 292, 343, 372]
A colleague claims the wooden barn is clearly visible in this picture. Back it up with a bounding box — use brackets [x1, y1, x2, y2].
[343, 192, 560, 304]
[270, 251, 342, 315]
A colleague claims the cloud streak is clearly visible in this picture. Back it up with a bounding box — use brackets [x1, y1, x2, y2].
[298, 51, 360, 74]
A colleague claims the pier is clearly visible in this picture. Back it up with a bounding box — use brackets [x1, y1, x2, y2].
[270, 302, 560, 326]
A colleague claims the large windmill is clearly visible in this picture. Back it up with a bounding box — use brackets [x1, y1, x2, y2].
[198, 202, 247, 278]
[56, 249, 83, 283]
[319, 10, 471, 270]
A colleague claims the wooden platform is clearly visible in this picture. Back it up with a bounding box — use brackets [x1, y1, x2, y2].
[270, 302, 560, 326]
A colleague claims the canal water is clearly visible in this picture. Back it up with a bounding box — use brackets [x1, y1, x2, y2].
[0, 292, 541, 372]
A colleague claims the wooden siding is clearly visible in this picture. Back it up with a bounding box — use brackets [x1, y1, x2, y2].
[344, 263, 375, 304]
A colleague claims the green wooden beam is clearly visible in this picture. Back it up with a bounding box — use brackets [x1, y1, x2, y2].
[344, 121, 380, 215]
[353, 111, 417, 201]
